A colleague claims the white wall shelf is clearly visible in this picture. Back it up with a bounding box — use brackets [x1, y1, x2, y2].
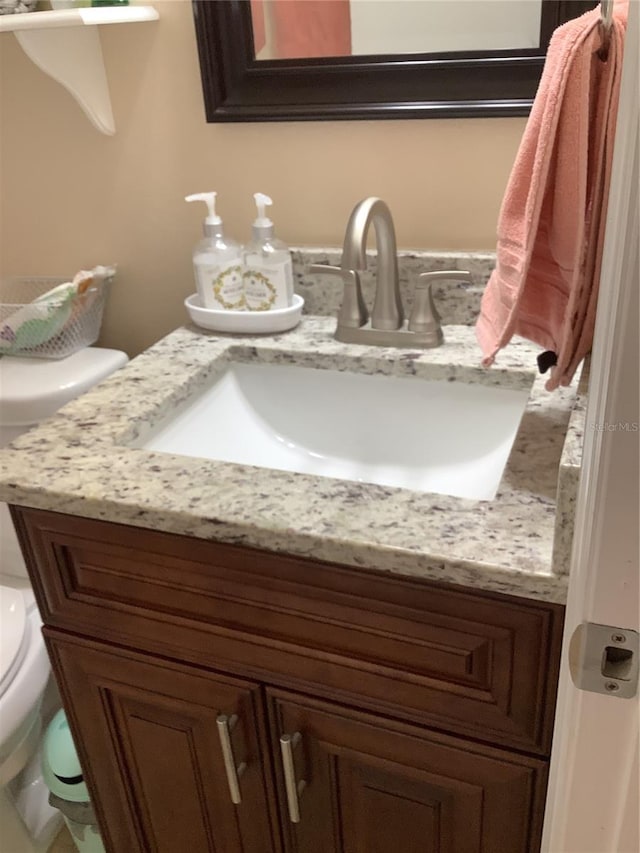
[0, 6, 159, 135]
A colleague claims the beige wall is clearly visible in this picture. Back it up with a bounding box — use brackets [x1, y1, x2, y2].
[0, 1, 525, 356]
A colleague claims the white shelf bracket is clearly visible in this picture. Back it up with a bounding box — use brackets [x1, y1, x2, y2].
[15, 25, 115, 135]
[3, 8, 159, 135]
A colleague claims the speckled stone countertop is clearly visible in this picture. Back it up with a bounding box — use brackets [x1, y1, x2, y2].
[0, 305, 580, 604]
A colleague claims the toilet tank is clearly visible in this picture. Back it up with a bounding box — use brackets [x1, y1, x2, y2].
[0, 348, 128, 444]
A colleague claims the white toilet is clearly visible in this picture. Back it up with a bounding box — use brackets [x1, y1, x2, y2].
[0, 348, 127, 853]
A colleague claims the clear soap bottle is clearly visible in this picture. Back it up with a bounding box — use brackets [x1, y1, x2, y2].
[243, 193, 294, 311]
[185, 192, 244, 311]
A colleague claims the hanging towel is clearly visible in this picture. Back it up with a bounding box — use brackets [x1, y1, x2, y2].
[271, 0, 351, 60]
[476, 1, 627, 390]
[250, 0, 266, 55]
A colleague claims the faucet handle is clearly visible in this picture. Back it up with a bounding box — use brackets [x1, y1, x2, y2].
[309, 263, 368, 329]
[309, 263, 342, 276]
[409, 270, 473, 342]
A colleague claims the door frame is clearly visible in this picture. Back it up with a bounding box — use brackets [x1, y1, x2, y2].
[542, 4, 639, 851]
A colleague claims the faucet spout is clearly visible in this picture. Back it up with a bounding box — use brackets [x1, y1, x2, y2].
[342, 197, 404, 331]
[311, 197, 472, 349]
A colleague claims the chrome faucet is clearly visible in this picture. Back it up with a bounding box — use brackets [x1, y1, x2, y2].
[310, 197, 472, 348]
[342, 197, 404, 331]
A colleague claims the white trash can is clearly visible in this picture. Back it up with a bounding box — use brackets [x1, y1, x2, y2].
[42, 710, 105, 853]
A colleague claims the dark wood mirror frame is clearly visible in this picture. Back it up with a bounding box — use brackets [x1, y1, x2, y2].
[192, 1, 596, 123]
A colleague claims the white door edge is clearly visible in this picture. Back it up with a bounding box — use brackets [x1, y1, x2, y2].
[542, 4, 639, 851]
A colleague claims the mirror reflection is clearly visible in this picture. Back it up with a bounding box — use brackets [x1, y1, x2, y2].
[251, 0, 543, 61]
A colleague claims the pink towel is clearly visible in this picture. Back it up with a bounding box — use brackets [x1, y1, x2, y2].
[476, 2, 627, 390]
[250, 0, 266, 54]
[271, 1, 351, 60]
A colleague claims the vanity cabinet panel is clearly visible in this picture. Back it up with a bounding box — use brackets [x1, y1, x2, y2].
[268, 690, 547, 853]
[45, 629, 547, 853]
[10, 502, 563, 853]
[12, 507, 564, 755]
[45, 631, 279, 853]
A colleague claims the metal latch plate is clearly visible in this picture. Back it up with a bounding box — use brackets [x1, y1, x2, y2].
[569, 622, 638, 698]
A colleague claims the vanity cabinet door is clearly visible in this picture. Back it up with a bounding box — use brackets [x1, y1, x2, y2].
[268, 688, 548, 853]
[45, 630, 279, 853]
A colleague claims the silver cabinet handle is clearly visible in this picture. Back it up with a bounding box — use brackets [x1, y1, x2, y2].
[279, 732, 306, 824]
[216, 714, 246, 805]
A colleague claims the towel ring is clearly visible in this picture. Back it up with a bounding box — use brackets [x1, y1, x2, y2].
[600, 0, 614, 30]
[599, 0, 614, 60]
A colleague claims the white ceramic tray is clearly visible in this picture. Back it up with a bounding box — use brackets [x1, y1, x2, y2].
[185, 293, 304, 334]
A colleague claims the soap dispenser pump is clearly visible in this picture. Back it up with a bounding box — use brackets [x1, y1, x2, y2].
[243, 193, 294, 311]
[185, 192, 244, 311]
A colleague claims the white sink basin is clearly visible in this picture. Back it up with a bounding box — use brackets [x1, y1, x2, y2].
[139, 362, 530, 500]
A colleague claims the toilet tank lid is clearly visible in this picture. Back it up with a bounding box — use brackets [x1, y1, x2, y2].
[0, 585, 27, 697]
[0, 347, 128, 427]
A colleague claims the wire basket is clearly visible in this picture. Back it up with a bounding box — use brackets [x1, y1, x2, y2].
[0, 275, 112, 360]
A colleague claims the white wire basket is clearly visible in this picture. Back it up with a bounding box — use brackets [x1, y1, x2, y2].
[0, 275, 112, 360]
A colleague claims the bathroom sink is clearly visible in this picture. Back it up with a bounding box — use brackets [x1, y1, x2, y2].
[139, 362, 530, 501]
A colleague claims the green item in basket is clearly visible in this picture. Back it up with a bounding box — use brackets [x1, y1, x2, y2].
[0, 283, 77, 354]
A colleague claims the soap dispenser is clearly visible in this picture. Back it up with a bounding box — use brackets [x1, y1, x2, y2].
[243, 193, 294, 311]
[185, 192, 244, 311]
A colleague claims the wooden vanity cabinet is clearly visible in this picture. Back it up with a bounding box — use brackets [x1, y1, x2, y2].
[268, 690, 548, 853]
[46, 634, 279, 853]
[12, 507, 564, 853]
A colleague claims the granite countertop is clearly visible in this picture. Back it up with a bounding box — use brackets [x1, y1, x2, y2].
[0, 306, 581, 605]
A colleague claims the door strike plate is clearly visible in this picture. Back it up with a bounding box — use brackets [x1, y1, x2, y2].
[569, 622, 638, 698]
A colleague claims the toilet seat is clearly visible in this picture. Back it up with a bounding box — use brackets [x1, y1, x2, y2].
[0, 597, 49, 764]
[0, 585, 30, 699]
[0, 346, 129, 848]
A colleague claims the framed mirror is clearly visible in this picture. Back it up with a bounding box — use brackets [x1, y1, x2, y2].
[192, 0, 596, 122]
